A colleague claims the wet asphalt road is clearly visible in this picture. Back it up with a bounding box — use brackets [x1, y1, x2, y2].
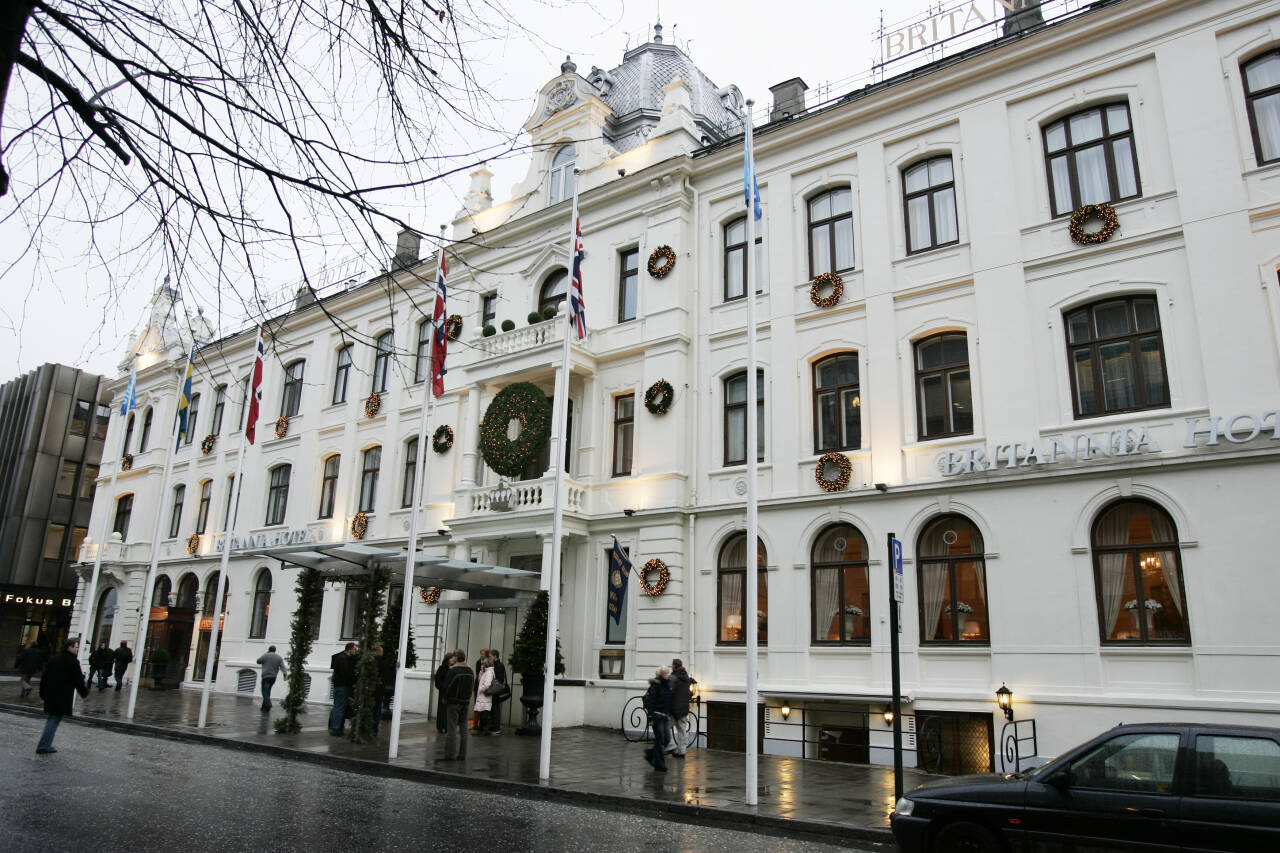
[0, 714, 889, 852]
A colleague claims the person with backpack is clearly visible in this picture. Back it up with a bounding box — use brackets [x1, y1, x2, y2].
[667, 658, 697, 757]
[642, 666, 673, 772]
[440, 649, 475, 761]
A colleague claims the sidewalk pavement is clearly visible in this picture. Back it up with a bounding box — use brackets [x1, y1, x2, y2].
[2, 681, 938, 848]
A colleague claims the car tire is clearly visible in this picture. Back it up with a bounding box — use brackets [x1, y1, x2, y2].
[933, 821, 1001, 853]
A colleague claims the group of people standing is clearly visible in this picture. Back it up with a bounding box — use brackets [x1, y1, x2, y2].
[326, 642, 399, 735]
[433, 647, 509, 760]
[642, 658, 697, 772]
[86, 641, 134, 691]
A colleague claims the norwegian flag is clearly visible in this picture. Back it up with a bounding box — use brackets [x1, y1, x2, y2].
[244, 328, 265, 444]
[430, 251, 448, 397]
[568, 216, 586, 340]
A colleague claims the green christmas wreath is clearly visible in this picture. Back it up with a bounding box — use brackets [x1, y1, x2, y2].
[479, 382, 552, 477]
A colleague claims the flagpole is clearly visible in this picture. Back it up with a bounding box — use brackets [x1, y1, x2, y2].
[126, 355, 192, 719]
[539, 171, 581, 782]
[743, 100, 761, 807]
[198, 328, 262, 728]
[389, 226, 447, 760]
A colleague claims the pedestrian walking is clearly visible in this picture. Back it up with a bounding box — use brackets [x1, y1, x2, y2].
[488, 647, 508, 734]
[18, 642, 44, 698]
[37, 637, 89, 754]
[370, 644, 396, 735]
[112, 641, 134, 691]
[667, 658, 697, 757]
[641, 666, 673, 772]
[473, 656, 494, 736]
[433, 652, 455, 733]
[440, 650, 475, 761]
[91, 642, 114, 690]
[256, 645, 287, 712]
[328, 642, 358, 735]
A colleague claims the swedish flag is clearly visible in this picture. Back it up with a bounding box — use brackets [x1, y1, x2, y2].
[175, 348, 196, 450]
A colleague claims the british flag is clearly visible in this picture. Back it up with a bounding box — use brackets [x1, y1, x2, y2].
[430, 251, 448, 397]
[569, 216, 587, 340]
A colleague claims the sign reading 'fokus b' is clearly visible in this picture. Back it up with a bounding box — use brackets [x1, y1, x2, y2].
[937, 409, 1280, 477]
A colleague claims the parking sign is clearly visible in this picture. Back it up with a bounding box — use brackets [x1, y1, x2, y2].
[891, 537, 904, 603]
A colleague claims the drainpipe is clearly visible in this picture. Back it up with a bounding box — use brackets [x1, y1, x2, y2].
[682, 174, 701, 671]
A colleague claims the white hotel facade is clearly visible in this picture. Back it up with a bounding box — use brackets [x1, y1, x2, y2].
[76, 0, 1280, 772]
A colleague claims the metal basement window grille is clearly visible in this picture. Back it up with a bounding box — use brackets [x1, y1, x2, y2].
[236, 669, 257, 694]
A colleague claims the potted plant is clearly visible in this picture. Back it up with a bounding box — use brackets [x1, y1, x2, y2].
[527, 311, 543, 325]
[509, 591, 564, 735]
[149, 647, 171, 689]
[482, 324, 496, 337]
[501, 319, 515, 332]
[541, 305, 557, 321]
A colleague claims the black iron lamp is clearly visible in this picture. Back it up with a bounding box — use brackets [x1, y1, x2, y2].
[882, 707, 895, 727]
[996, 683, 1013, 722]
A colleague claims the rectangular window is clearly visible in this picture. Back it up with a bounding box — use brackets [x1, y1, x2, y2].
[235, 378, 249, 432]
[1043, 103, 1140, 217]
[1244, 51, 1280, 164]
[332, 346, 351, 405]
[372, 334, 392, 393]
[340, 583, 366, 639]
[266, 466, 290, 525]
[724, 218, 764, 301]
[80, 465, 98, 502]
[168, 485, 185, 539]
[915, 334, 973, 440]
[211, 384, 226, 434]
[196, 480, 212, 534]
[318, 455, 339, 519]
[482, 293, 498, 328]
[903, 157, 958, 254]
[612, 394, 634, 477]
[114, 495, 133, 541]
[414, 320, 430, 384]
[223, 475, 236, 530]
[57, 460, 78, 498]
[1066, 297, 1168, 418]
[359, 447, 381, 513]
[68, 526, 88, 561]
[724, 370, 765, 466]
[44, 523, 66, 560]
[813, 354, 861, 452]
[280, 361, 304, 417]
[94, 404, 111, 440]
[807, 188, 855, 276]
[401, 439, 418, 507]
[618, 249, 638, 323]
[71, 399, 92, 436]
[184, 394, 200, 445]
[605, 547, 628, 645]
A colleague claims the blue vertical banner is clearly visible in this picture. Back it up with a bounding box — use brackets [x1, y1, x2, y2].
[891, 537, 904, 603]
[607, 535, 631, 625]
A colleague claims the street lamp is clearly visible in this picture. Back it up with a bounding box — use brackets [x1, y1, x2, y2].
[883, 707, 895, 727]
[779, 704, 792, 720]
[996, 683, 1013, 722]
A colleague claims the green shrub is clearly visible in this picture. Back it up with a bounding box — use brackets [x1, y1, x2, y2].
[541, 305, 558, 320]
[500, 319, 515, 332]
[483, 324, 496, 337]
[527, 311, 543, 325]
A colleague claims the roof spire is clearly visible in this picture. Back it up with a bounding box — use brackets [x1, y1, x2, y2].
[561, 55, 577, 74]
[653, 22, 663, 44]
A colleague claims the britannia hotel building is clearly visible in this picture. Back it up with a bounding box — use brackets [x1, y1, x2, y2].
[74, 0, 1280, 773]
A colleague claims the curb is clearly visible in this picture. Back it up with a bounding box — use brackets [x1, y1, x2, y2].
[1, 703, 895, 849]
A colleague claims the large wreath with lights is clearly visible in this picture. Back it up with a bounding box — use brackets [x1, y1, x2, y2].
[201, 434, 215, 455]
[432, 425, 454, 453]
[809, 272, 844, 309]
[350, 511, 369, 539]
[419, 586, 441, 605]
[1068, 203, 1119, 245]
[478, 382, 552, 477]
[815, 452, 852, 492]
[274, 416, 289, 439]
[647, 245, 676, 279]
[644, 379, 674, 415]
[186, 534, 200, 555]
[445, 314, 463, 341]
[639, 559, 670, 597]
[121, 453, 133, 471]
[364, 392, 381, 418]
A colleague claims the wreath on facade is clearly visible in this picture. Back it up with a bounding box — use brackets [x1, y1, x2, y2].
[364, 392, 381, 418]
[814, 452, 852, 492]
[644, 379, 674, 415]
[639, 559, 670, 597]
[274, 416, 289, 439]
[419, 586, 441, 605]
[445, 314, 463, 341]
[121, 453, 133, 471]
[1068, 203, 1119, 245]
[186, 534, 200, 555]
[647, 245, 676, 279]
[432, 425, 454, 453]
[478, 382, 552, 477]
[350, 511, 369, 539]
[200, 434, 215, 455]
[809, 272, 844, 308]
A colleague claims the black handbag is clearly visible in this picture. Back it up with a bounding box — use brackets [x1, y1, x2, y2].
[484, 679, 507, 697]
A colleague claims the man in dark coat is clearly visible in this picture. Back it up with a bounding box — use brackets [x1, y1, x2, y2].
[328, 642, 358, 735]
[432, 652, 455, 733]
[90, 641, 113, 690]
[487, 647, 508, 735]
[440, 650, 475, 761]
[37, 637, 89, 753]
[642, 667, 673, 772]
[18, 642, 44, 698]
[112, 641, 134, 691]
[667, 658, 697, 756]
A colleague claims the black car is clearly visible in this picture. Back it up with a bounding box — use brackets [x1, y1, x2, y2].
[891, 722, 1280, 853]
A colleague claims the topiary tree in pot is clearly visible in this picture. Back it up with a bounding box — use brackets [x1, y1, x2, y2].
[509, 590, 564, 735]
[527, 311, 542, 325]
[501, 319, 515, 332]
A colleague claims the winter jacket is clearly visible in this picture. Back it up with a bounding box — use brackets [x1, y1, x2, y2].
[474, 666, 494, 712]
[40, 650, 89, 716]
[330, 650, 358, 687]
[256, 651, 286, 679]
[441, 663, 475, 705]
[642, 676, 673, 717]
[90, 646, 114, 671]
[18, 645, 44, 676]
[668, 668, 697, 719]
[113, 645, 134, 674]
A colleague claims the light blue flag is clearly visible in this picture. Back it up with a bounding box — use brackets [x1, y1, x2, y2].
[120, 362, 137, 417]
[744, 122, 762, 221]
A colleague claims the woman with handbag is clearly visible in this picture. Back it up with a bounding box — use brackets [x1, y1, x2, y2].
[473, 656, 495, 736]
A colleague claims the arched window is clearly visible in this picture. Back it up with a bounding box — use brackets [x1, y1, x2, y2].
[724, 370, 765, 466]
[93, 587, 117, 648]
[717, 533, 767, 646]
[1043, 102, 1140, 217]
[153, 575, 172, 607]
[359, 446, 381, 512]
[917, 515, 988, 644]
[266, 464, 291, 525]
[548, 144, 576, 205]
[372, 332, 393, 393]
[139, 407, 153, 451]
[1065, 296, 1168, 418]
[318, 454, 340, 519]
[813, 353, 861, 452]
[113, 494, 133, 541]
[168, 484, 185, 539]
[122, 413, 135, 455]
[196, 479, 212, 534]
[914, 333, 972, 440]
[538, 269, 568, 316]
[202, 572, 228, 615]
[1243, 50, 1280, 164]
[249, 569, 272, 639]
[281, 360, 305, 417]
[401, 437, 418, 508]
[1091, 500, 1188, 645]
[807, 187, 854, 276]
[811, 524, 870, 644]
[333, 345, 353, 404]
[176, 573, 199, 609]
[903, 156, 958, 253]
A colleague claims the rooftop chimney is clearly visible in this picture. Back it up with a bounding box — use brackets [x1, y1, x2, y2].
[392, 228, 421, 269]
[768, 78, 809, 123]
[1001, 1, 1044, 37]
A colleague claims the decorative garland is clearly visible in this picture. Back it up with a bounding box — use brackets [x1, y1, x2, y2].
[186, 534, 200, 555]
[274, 416, 289, 439]
[1068, 203, 1119, 245]
[647, 245, 676, 279]
[639, 559, 670, 597]
[364, 392, 381, 418]
[419, 586, 441, 605]
[809, 272, 844, 309]
[121, 453, 133, 471]
[478, 382, 552, 477]
[644, 379, 674, 415]
[445, 314, 463, 341]
[350, 511, 369, 539]
[275, 568, 324, 734]
[200, 434, 215, 455]
[815, 452, 852, 492]
[432, 424, 454, 453]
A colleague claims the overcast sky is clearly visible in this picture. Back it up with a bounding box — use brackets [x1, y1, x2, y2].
[0, 0, 1011, 379]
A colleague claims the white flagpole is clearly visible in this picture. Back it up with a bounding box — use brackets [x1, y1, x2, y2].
[743, 100, 761, 806]
[539, 171, 581, 782]
[198, 328, 261, 728]
[389, 226, 447, 760]
[126, 357, 191, 719]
